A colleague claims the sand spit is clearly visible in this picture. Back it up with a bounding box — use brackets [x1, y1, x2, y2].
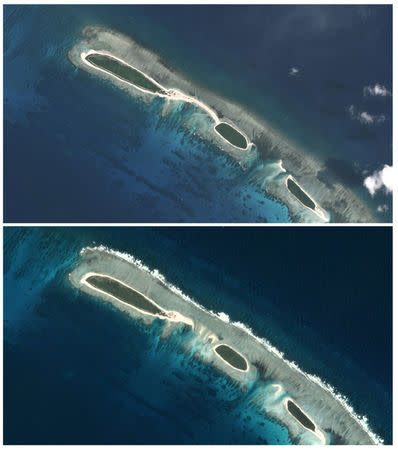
[68, 25, 376, 223]
[69, 246, 382, 444]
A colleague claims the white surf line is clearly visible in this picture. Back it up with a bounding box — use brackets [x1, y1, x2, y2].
[85, 246, 383, 445]
[212, 343, 250, 373]
[285, 175, 328, 222]
[80, 271, 194, 328]
[80, 50, 253, 151]
[283, 397, 326, 444]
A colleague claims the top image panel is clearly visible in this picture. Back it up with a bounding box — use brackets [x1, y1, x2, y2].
[4, 4, 392, 223]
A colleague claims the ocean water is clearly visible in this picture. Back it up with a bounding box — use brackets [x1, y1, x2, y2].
[4, 227, 392, 444]
[4, 5, 392, 222]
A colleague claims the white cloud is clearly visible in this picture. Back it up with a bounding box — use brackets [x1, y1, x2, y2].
[359, 111, 375, 124]
[289, 67, 300, 77]
[363, 83, 391, 97]
[363, 165, 394, 196]
[377, 204, 389, 213]
[348, 105, 385, 124]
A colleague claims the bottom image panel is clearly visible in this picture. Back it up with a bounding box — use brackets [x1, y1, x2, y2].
[4, 226, 392, 445]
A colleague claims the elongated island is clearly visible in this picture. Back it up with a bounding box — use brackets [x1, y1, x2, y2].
[69, 246, 382, 445]
[214, 344, 248, 372]
[68, 26, 377, 223]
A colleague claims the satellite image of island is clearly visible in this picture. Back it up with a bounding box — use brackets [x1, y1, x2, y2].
[4, 227, 392, 444]
[3, 4, 392, 223]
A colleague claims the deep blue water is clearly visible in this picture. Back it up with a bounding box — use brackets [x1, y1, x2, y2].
[4, 226, 392, 444]
[4, 5, 392, 222]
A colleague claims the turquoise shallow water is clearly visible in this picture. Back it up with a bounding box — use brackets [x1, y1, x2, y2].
[4, 227, 392, 443]
[4, 5, 392, 222]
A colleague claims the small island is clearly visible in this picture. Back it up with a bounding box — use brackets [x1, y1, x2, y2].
[286, 399, 316, 432]
[214, 343, 248, 372]
[85, 53, 166, 95]
[214, 122, 248, 149]
[85, 274, 166, 317]
[286, 177, 316, 211]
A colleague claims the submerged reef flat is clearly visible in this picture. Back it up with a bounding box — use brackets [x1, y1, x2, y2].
[68, 26, 376, 223]
[69, 246, 382, 445]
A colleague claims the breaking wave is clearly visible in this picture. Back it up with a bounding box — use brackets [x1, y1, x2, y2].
[80, 244, 383, 444]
